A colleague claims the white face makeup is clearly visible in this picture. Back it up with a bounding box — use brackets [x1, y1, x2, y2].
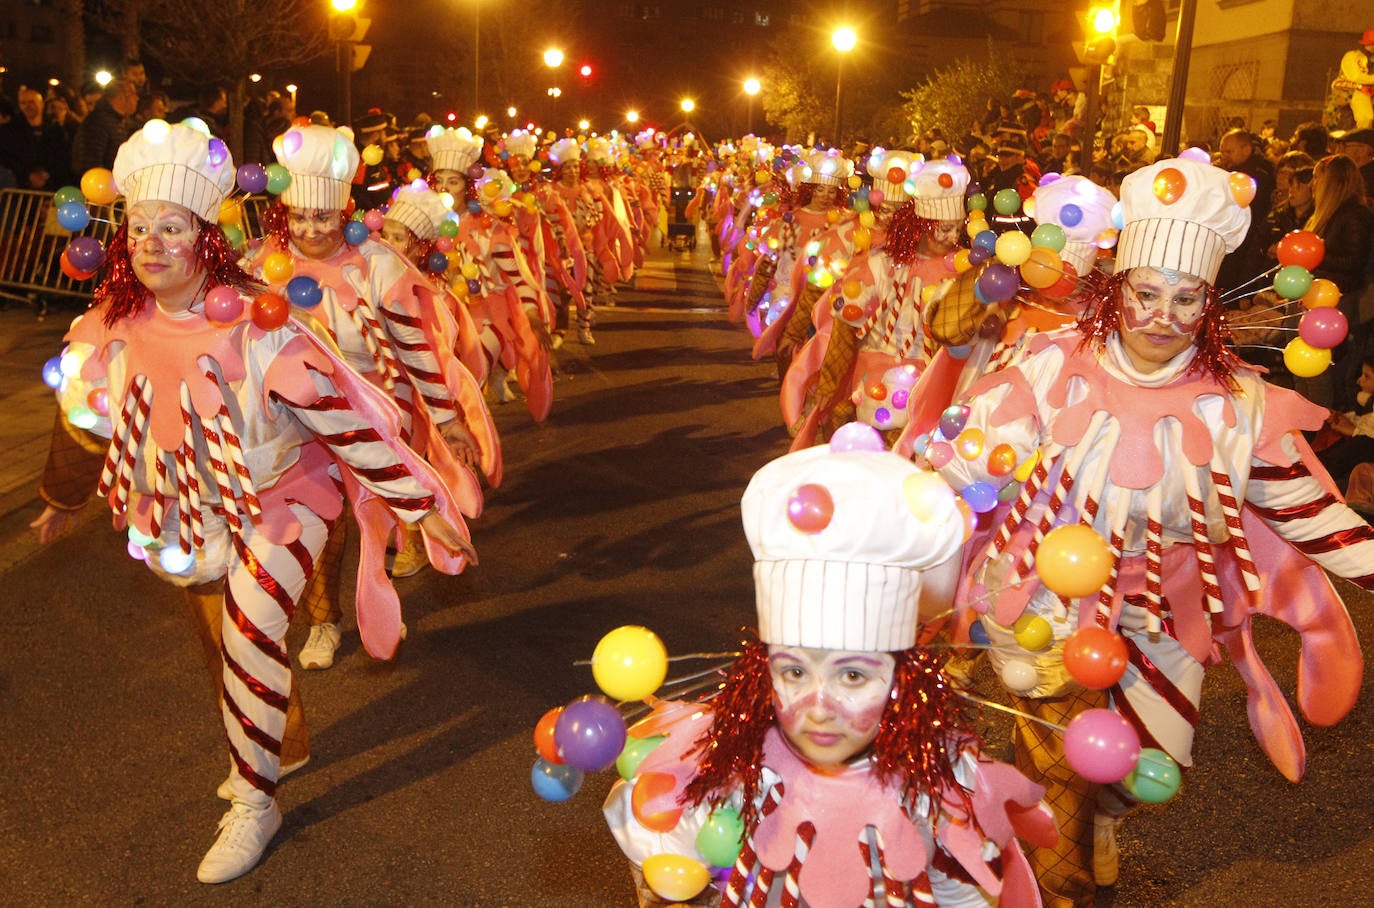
[287, 207, 346, 260]
[127, 201, 203, 310]
[1117, 265, 1208, 372]
[768, 645, 896, 767]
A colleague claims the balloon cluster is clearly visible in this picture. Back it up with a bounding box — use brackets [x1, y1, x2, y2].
[1266, 230, 1344, 378]
[51, 169, 118, 280]
[958, 190, 1079, 304]
[918, 404, 1036, 518]
[530, 627, 731, 902]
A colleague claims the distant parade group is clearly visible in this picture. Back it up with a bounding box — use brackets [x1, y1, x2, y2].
[20, 39, 1374, 905]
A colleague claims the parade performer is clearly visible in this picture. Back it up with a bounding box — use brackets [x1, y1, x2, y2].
[32, 120, 473, 883]
[550, 137, 609, 340]
[584, 136, 637, 304]
[603, 444, 1058, 907]
[927, 156, 1374, 906]
[251, 123, 486, 664]
[1335, 28, 1374, 129]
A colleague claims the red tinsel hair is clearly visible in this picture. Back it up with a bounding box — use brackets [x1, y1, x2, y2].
[1075, 269, 1241, 389]
[261, 199, 357, 248]
[882, 205, 941, 266]
[682, 639, 979, 832]
[96, 217, 265, 328]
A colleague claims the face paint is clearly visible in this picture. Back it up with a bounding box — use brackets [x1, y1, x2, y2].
[768, 645, 896, 767]
[287, 207, 346, 260]
[1120, 267, 1208, 334]
[127, 201, 204, 309]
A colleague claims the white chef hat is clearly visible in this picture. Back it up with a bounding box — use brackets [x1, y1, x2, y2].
[635, 128, 658, 150]
[866, 148, 923, 203]
[273, 124, 359, 211]
[1031, 175, 1119, 276]
[800, 148, 853, 187]
[584, 136, 614, 165]
[473, 167, 516, 210]
[548, 137, 581, 166]
[1114, 156, 1252, 284]
[426, 126, 484, 175]
[504, 129, 537, 161]
[908, 158, 970, 221]
[383, 180, 453, 241]
[112, 119, 236, 223]
[741, 446, 965, 652]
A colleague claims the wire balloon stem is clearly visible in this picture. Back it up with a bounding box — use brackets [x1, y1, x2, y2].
[573, 650, 739, 667]
[955, 689, 1067, 733]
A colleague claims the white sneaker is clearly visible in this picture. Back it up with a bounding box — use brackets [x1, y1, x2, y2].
[218, 755, 310, 801]
[389, 529, 429, 578]
[1093, 810, 1123, 886]
[196, 800, 282, 884]
[299, 622, 341, 671]
[578, 327, 595, 345]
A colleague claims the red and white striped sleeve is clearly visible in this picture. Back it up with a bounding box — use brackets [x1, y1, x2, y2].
[377, 301, 457, 426]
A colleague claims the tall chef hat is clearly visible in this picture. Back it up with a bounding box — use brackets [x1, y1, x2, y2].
[1031, 175, 1119, 276]
[273, 123, 360, 211]
[113, 119, 236, 222]
[426, 126, 484, 175]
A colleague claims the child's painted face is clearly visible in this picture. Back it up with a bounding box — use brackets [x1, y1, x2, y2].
[433, 170, 469, 204]
[379, 219, 418, 262]
[768, 645, 895, 767]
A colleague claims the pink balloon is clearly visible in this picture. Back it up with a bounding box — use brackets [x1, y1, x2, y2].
[435, 236, 455, 253]
[787, 483, 835, 533]
[204, 285, 244, 324]
[1063, 708, 1141, 783]
[1298, 307, 1348, 350]
[363, 209, 385, 231]
[868, 189, 885, 207]
[829, 421, 885, 453]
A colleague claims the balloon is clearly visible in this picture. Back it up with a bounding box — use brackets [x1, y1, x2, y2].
[592, 626, 668, 701]
[925, 440, 954, 469]
[1178, 146, 1211, 163]
[969, 620, 990, 645]
[1019, 248, 1063, 290]
[1063, 708, 1141, 783]
[363, 209, 385, 231]
[696, 807, 746, 868]
[961, 481, 999, 514]
[938, 404, 969, 439]
[995, 230, 1032, 266]
[361, 144, 384, 166]
[1058, 203, 1083, 226]
[972, 230, 997, 255]
[236, 163, 268, 194]
[830, 421, 885, 453]
[1300, 277, 1341, 309]
[58, 250, 95, 281]
[251, 292, 290, 330]
[1001, 660, 1038, 692]
[1040, 260, 1079, 301]
[344, 220, 370, 245]
[1229, 171, 1257, 206]
[204, 285, 244, 324]
[424, 250, 448, 273]
[530, 757, 583, 801]
[264, 163, 292, 194]
[555, 697, 627, 772]
[534, 706, 565, 764]
[66, 236, 105, 272]
[1013, 614, 1053, 651]
[439, 218, 460, 238]
[616, 734, 665, 780]
[1062, 626, 1129, 689]
[1122, 748, 1182, 804]
[993, 188, 1022, 215]
[221, 223, 245, 249]
[56, 202, 90, 232]
[1298, 307, 1348, 350]
[1035, 524, 1113, 598]
[787, 483, 834, 533]
[87, 387, 109, 416]
[1030, 223, 1066, 252]
[434, 236, 455, 253]
[80, 168, 118, 205]
[1151, 168, 1186, 204]
[631, 772, 683, 832]
[1283, 337, 1332, 378]
[952, 248, 973, 273]
[285, 275, 323, 308]
[1275, 230, 1324, 270]
[903, 471, 957, 523]
[1273, 264, 1313, 300]
[261, 252, 294, 283]
[642, 853, 710, 902]
[976, 262, 1019, 304]
[987, 443, 1018, 476]
[955, 427, 985, 460]
[53, 185, 84, 207]
[967, 192, 988, 212]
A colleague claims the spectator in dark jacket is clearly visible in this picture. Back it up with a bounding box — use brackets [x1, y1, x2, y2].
[0, 86, 73, 189]
[1306, 154, 1374, 409]
[71, 79, 138, 174]
[1215, 128, 1276, 294]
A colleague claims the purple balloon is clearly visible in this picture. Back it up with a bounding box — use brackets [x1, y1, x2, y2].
[938, 404, 969, 439]
[829, 421, 886, 453]
[967, 246, 990, 266]
[66, 236, 105, 272]
[237, 163, 268, 194]
[554, 697, 627, 772]
[961, 481, 999, 514]
[976, 262, 1019, 304]
[1064, 708, 1141, 783]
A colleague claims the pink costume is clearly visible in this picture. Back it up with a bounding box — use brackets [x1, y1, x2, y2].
[585, 137, 637, 289]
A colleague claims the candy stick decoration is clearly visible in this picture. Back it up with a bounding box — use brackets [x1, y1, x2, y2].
[214, 394, 261, 519]
[1210, 456, 1262, 594]
[200, 412, 243, 532]
[1179, 455, 1224, 615]
[778, 821, 815, 908]
[179, 383, 205, 549]
[1144, 485, 1165, 635]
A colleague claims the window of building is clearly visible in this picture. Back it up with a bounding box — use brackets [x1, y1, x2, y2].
[755, 12, 770, 26]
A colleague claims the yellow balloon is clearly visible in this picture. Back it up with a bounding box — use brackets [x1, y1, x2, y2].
[642, 854, 710, 902]
[995, 231, 1032, 267]
[966, 220, 986, 239]
[953, 248, 973, 273]
[902, 471, 957, 523]
[528, 159, 542, 173]
[80, 167, 118, 206]
[262, 252, 294, 283]
[483, 180, 503, 199]
[852, 227, 871, 250]
[1013, 449, 1041, 483]
[847, 174, 863, 189]
[1035, 524, 1113, 598]
[1283, 337, 1332, 378]
[1013, 614, 1053, 651]
[217, 198, 241, 226]
[858, 210, 875, 228]
[492, 199, 513, 217]
[592, 626, 668, 701]
[361, 144, 384, 166]
[461, 262, 480, 279]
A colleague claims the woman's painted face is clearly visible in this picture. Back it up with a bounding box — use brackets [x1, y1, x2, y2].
[287, 207, 345, 260]
[433, 170, 468, 204]
[768, 645, 895, 767]
[919, 219, 963, 257]
[127, 201, 202, 305]
[1117, 265, 1208, 372]
[379, 219, 418, 262]
[509, 156, 532, 184]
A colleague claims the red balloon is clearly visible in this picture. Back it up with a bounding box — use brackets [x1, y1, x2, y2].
[1276, 230, 1325, 270]
[787, 483, 835, 533]
[887, 166, 907, 184]
[1063, 626, 1130, 689]
[1040, 260, 1079, 301]
[534, 706, 564, 764]
[631, 771, 682, 832]
[251, 292, 290, 330]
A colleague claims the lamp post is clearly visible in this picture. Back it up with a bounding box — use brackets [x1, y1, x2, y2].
[473, 0, 480, 115]
[743, 77, 760, 134]
[627, 110, 640, 125]
[330, 0, 358, 126]
[831, 27, 856, 148]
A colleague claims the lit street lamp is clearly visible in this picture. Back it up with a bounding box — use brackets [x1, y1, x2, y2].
[578, 119, 590, 131]
[94, 70, 112, 87]
[831, 27, 856, 147]
[680, 98, 695, 114]
[543, 48, 564, 69]
[626, 110, 640, 124]
[286, 83, 298, 109]
[507, 106, 518, 118]
[743, 76, 761, 134]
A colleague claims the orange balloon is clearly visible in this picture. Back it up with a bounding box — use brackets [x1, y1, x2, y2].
[251, 292, 290, 330]
[1035, 524, 1113, 598]
[987, 443, 1018, 477]
[1228, 171, 1256, 207]
[1152, 168, 1186, 205]
[1300, 277, 1340, 309]
[1020, 247, 1063, 289]
[534, 706, 564, 764]
[59, 250, 96, 281]
[631, 772, 682, 832]
[1276, 230, 1324, 270]
[1063, 626, 1129, 689]
[80, 168, 118, 206]
[261, 252, 294, 283]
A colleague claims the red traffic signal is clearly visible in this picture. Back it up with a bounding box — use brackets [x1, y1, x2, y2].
[579, 64, 593, 79]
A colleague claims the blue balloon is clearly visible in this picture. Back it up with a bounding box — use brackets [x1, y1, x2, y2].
[426, 251, 450, 274]
[947, 344, 972, 360]
[343, 220, 369, 245]
[285, 275, 323, 308]
[972, 230, 997, 254]
[1059, 203, 1083, 227]
[969, 621, 990, 645]
[56, 202, 91, 232]
[467, 200, 482, 214]
[961, 481, 1000, 514]
[530, 758, 584, 802]
[41, 356, 63, 389]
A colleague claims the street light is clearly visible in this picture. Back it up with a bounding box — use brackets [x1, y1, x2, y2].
[681, 98, 695, 114]
[578, 118, 590, 131]
[475, 114, 489, 130]
[543, 48, 564, 69]
[286, 83, 298, 109]
[831, 27, 856, 147]
[507, 106, 518, 118]
[94, 70, 112, 87]
[743, 77, 761, 134]
[626, 110, 640, 124]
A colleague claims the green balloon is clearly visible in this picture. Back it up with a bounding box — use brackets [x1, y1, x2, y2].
[221, 223, 245, 249]
[264, 163, 293, 195]
[53, 185, 85, 207]
[615, 734, 666, 781]
[438, 219, 460, 238]
[966, 193, 988, 212]
[1123, 747, 1181, 804]
[695, 807, 745, 868]
[993, 188, 1022, 216]
[1273, 264, 1314, 300]
[1030, 223, 1067, 253]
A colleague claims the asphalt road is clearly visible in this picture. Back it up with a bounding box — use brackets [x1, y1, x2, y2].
[1, 238, 1372, 908]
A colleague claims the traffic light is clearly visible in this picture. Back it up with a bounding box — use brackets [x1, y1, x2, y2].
[579, 64, 593, 79]
[329, 12, 372, 71]
[1074, 5, 1117, 65]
